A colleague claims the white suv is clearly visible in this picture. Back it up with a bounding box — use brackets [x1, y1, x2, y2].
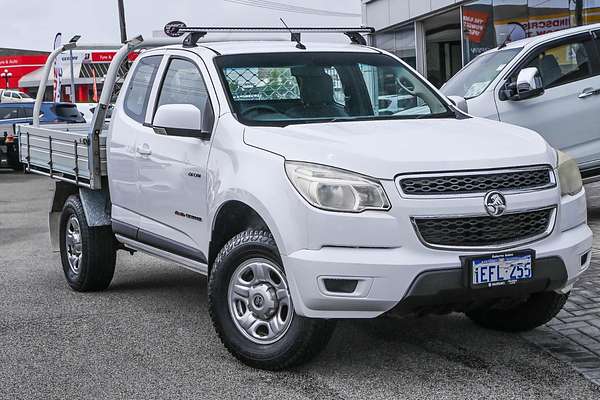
[0, 89, 34, 103]
[442, 23, 600, 180]
[20, 28, 593, 370]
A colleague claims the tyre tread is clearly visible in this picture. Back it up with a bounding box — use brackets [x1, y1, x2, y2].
[60, 195, 116, 292]
[466, 291, 568, 332]
[208, 229, 335, 370]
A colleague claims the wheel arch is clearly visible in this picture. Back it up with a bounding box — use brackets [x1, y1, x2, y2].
[49, 182, 111, 251]
[208, 199, 280, 273]
[49, 182, 79, 251]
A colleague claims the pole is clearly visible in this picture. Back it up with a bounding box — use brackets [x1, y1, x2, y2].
[117, 0, 127, 43]
[69, 50, 76, 102]
[575, 0, 584, 26]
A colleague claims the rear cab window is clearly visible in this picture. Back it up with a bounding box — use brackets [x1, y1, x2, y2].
[53, 104, 84, 122]
[123, 55, 163, 123]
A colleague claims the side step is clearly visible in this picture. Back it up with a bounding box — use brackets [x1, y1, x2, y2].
[115, 234, 208, 276]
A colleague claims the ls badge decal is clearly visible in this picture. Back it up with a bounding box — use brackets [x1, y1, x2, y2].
[175, 210, 202, 222]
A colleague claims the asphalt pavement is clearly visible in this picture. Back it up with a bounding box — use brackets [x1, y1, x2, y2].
[1, 171, 599, 400]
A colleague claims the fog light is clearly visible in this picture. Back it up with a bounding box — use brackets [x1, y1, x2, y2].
[580, 252, 590, 269]
[323, 279, 359, 294]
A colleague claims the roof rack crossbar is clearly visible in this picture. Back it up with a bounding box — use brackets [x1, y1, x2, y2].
[177, 26, 374, 33]
[164, 22, 375, 47]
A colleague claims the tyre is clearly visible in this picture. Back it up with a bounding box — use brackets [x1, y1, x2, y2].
[465, 291, 568, 332]
[59, 195, 116, 291]
[7, 146, 23, 171]
[208, 229, 336, 370]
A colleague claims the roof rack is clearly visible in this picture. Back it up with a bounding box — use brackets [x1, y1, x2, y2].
[163, 21, 375, 47]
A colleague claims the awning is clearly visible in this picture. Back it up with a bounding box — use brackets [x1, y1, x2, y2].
[19, 61, 84, 88]
[18, 67, 50, 88]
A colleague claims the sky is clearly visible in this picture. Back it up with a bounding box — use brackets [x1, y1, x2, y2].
[4, 0, 362, 51]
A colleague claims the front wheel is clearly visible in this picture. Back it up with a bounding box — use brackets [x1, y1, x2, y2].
[208, 230, 336, 370]
[59, 195, 116, 291]
[465, 291, 568, 332]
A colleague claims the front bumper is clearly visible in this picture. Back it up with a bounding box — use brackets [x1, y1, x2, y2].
[283, 189, 592, 319]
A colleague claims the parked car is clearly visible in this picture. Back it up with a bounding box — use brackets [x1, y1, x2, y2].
[0, 102, 85, 124]
[19, 27, 592, 370]
[377, 94, 419, 115]
[75, 102, 114, 122]
[0, 102, 85, 169]
[0, 89, 34, 103]
[75, 103, 95, 122]
[442, 23, 600, 181]
[0, 123, 19, 169]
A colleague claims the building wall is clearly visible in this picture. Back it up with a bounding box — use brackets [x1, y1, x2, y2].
[362, 0, 468, 30]
[365, 0, 600, 85]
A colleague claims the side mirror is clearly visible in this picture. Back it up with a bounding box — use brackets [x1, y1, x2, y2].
[447, 95, 469, 114]
[153, 104, 208, 138]
[510, 67, 544, 101]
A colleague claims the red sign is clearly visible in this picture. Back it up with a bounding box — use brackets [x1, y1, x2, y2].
[91, 52, 116, 62]
[90, 51, 139, 63]
[0, 55, 48, 89]
[463, 10, 491, 44]
[0, 55, 48, 67]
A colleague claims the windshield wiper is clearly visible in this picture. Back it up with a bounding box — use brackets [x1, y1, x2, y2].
[328, 116, 361, 123]
[414, 110, 457, 120]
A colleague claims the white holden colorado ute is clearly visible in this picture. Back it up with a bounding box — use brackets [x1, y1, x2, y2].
[18, 24, 592, 370]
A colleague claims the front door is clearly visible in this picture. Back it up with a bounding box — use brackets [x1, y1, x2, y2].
[135, 51, 216, 262]
[109, 54, 162, 228]
[495, 33, 600, 168]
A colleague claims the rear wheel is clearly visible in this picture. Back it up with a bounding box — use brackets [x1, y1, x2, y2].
[465, 291, 568, 332]
[59, 195, 116, 291]
[7, 144, 22, 171]
[208, 229, 336, 370]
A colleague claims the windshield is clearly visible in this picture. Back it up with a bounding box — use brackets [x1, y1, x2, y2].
[215, 52, 453, 126]
[442, 48, 522, 99]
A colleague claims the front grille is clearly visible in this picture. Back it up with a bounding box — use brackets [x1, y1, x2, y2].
[400, 168, 553, 195]
[413, 208, 554, 248]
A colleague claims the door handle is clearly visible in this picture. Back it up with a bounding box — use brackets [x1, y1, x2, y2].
[579, 88, 600, 99]
[136, 144, 152, 156]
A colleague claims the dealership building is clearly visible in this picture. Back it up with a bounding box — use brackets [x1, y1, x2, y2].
[0, 49, 133, 102]
[363, 0, 600, 87]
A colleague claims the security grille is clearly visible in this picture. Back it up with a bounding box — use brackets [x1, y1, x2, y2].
[224, 67, 300, 100]
[399, 168, 553, 195]
[413, 208, 554, 249]
[223, 66, 344, 102]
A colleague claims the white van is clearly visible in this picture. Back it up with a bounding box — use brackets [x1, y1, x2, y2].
[442, 24, 600, 181]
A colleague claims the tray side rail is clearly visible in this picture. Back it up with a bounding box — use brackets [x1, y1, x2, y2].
[17, 124, 102, 188]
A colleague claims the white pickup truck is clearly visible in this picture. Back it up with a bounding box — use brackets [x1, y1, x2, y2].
[18, 24, 592, 370]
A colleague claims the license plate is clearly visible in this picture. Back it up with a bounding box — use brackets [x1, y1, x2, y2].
[465, 251, 534, 289]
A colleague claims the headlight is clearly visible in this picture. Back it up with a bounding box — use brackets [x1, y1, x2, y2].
[557, 150, 583, 196]
[285, 161, 391, 212]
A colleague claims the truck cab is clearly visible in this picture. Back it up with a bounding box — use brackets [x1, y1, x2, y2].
[18, 26, 592, 370]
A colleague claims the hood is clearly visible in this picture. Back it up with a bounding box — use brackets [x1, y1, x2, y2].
[243, 117, 556, 179]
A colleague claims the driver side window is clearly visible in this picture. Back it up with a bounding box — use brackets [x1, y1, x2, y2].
[522, 37, 598, 89]
[154, 57, 213, 133]
[156, 59, 208, 110]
